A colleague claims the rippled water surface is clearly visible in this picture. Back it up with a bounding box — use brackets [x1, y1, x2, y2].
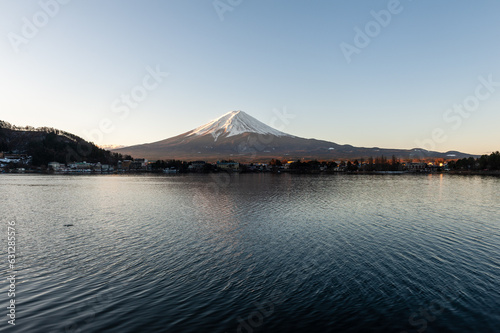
[1, 173, 499, 332]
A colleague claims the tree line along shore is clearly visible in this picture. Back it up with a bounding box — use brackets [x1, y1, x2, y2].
[2, 151, 499, 175]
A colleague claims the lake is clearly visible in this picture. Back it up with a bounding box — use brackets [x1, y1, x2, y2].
[1, 173, 499, 332]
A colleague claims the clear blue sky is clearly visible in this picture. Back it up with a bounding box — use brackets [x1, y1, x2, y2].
[1, 0, 499, 155]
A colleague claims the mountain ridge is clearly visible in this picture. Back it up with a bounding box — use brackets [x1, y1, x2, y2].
[112, 111, 477, 162]
[0, 120, 128, 166]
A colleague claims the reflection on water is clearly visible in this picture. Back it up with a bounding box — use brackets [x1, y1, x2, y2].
[0, 173, 499, 332]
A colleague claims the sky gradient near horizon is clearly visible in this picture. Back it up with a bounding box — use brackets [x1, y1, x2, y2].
[1, 0, 499, 155]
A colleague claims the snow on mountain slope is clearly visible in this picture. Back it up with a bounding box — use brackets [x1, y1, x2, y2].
[186, 110, 293, 141]
[112, 110, 478, 161]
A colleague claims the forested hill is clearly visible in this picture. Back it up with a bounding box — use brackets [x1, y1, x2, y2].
[0, 120, 129, 166]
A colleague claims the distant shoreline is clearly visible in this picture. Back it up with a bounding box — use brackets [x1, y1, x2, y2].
[2, 170, 500, 177]
[448, 170, 500, 176]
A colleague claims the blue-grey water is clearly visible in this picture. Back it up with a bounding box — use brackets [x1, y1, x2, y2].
[1, 173, 499, 332]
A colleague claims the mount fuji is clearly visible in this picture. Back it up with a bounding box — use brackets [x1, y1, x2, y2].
[185, 110, 293, 141]
[112, 110, 474, 162]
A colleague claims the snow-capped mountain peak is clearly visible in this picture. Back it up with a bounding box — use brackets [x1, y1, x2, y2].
[112, 110, 477, 162]
[187, 110, 293, 141]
